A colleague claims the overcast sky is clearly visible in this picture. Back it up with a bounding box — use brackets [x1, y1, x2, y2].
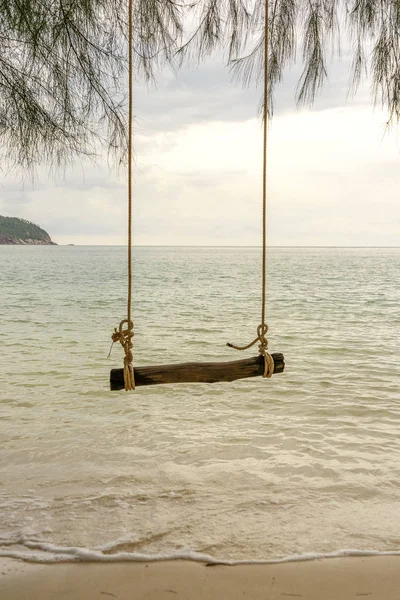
[1, 49, 399, 246]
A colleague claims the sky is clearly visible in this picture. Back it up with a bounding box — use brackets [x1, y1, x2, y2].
[1, 43, 399, 246]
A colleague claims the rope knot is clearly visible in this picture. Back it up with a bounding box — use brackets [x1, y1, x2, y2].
[111, 319, 135, 391]
[227, 322, 274, 379]
[257, 323, 269, 356]
[256, 323, 274, 379]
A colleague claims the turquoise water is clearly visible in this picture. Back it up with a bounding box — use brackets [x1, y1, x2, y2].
[0, 246, 399, 562]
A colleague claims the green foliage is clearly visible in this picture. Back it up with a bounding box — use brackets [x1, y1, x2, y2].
[1, 1, 400, 172]
[0, 0, 127, 170]
[0, 215, 50, 241]
[233, 0, 400, 120]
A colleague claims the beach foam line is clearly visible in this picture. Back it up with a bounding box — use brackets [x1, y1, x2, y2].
[1, 536, 400, 565]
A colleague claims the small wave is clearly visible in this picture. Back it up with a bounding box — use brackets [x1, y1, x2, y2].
[2, 536, 400, 565]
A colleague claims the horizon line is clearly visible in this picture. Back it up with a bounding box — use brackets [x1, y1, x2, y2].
[52, 244, 400, 249]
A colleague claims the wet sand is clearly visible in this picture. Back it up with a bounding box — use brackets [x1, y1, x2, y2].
[2, 556, 400, 599]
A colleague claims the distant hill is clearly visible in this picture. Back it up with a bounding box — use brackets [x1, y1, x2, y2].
[0, 215, 56, 245]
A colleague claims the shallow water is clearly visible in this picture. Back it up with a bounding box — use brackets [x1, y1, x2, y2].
[0, 246, 399, 562]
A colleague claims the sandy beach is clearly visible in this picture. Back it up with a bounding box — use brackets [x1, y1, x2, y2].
[2, 556, 400, 600]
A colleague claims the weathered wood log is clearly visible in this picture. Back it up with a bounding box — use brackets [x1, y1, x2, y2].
[110, 353, 284, 390]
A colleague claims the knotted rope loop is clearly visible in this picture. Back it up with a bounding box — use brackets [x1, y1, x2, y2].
[227, 323, 274, 379]
[112, 319, 135, 391]
[256, 324, 274, 379]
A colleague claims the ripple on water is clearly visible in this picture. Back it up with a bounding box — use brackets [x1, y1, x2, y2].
[0, 246, 399, 561]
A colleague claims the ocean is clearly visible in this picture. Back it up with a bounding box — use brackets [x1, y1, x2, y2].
[0, 246, 399, 564]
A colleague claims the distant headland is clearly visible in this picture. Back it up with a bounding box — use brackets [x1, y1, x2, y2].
[0, 215, 57, 245]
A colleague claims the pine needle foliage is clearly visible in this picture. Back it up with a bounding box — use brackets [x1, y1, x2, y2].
[233, 0, 400, 120]
[1, 0, 400, 170]
[0, 0, 184, 170]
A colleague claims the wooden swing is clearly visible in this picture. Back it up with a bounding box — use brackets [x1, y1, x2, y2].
[110, 0, 284, 391]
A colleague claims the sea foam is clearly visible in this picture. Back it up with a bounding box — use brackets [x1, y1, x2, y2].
[2, 536, 400, 565]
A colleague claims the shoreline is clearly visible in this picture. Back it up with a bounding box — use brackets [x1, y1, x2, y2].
[2, 556, 400, 600]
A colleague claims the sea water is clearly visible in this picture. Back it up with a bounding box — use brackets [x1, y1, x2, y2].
[0, 246, 399, 563]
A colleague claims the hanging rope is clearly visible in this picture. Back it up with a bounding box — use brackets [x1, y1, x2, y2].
[228, 0, 274, 379]
[111, 0, 135, 391]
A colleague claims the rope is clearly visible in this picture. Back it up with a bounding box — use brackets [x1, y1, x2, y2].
[111, 0, 135, 391]
[227, 0, 274, 379]
[112, 319, 135, 390]
[261, 0, 268, 330]
[227, 325, 274, 379]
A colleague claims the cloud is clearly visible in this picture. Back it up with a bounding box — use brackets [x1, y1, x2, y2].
[133, 40, 372, 135]
[0, 49, 398, 247]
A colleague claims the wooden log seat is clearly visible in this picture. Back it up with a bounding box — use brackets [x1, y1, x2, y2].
[110, 352, 285, 390]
